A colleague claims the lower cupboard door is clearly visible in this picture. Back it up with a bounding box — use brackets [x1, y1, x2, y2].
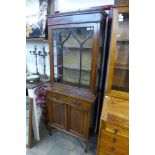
[50, 98, 68, 130]
[67, 105, 90, 139]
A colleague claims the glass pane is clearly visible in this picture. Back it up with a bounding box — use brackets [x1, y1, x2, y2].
[53, 29, 67, 82]
[63, 34, 80, 69]
[52, 27, 94, 88]
[117, 13, 129, 41]
[112, 12, 129, 92]
[80, 27, 93, 87]
[63, 68, 79, 85]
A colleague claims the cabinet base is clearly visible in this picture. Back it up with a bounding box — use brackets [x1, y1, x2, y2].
[48, 124, 89, 152]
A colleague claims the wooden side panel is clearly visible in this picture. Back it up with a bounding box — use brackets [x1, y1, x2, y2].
[106, 8, 119, 93]
[48, 26, 54, 83]
[68, 105, 90, 139]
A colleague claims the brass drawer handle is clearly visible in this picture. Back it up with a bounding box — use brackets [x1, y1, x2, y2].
[112, 138, 117, 143]
[74, 102, 81, 106]
[52, 98, 63, 103]
[114, 129, 119, 134]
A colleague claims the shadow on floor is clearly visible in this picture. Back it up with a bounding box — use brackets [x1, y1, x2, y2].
[27, 121, 97, 155]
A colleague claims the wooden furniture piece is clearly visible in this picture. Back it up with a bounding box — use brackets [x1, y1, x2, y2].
[46, 9, 109, 152]
[26, 97, 33, 148]
[107, 6, 129, 99]
[114, 0, 129, 7]
[97, 96, 129, 155]
[97, 6, 129, 155]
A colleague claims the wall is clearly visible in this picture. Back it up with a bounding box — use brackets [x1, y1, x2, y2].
[26, 0, 114, 76]
[54, 0, 114, 12]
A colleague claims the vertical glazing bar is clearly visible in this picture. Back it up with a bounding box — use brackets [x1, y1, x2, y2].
[61, 29, 72, 83]
[61, 44, 63, 81]
[80, 29, 94, 88]
[71, 29, 81, 87]
[79, 44, 82, 87]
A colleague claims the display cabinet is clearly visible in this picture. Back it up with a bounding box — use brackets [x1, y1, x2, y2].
[97, 6, 129, 155]
[46, 9, 109, 152]
[107, 6, 129, 99]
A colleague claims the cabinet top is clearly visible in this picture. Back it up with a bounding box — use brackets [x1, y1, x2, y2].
[47, 9, 108, 26]
[46, 83, 96, 102]
[101, 96, 129, 128]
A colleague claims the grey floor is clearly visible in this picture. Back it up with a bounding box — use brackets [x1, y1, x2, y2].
[27, 122, 97, 155]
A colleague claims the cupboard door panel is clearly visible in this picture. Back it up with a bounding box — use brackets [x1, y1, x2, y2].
[68, 105, 89, 139]
[49, 98, 67, 129]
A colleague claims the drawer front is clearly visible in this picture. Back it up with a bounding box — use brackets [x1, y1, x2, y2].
[98, 148, 112, 155]
[105, 122, 128, 138]
[100, 130, 128, 151]
[47, 90, 91, 109]
[99, 138, 128, 155]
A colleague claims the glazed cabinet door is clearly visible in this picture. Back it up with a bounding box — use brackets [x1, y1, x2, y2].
[48, 98, 67, 129]
[107, 7, 129, 97]
[67, 105, 90, 139]
[48, 23, 99, 93]
[112, 7, 129, 92]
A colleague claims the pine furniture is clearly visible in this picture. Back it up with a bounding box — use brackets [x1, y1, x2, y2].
[97, 5, 129, 155]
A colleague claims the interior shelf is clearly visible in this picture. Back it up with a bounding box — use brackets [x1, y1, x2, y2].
[114, 65, 129, 70]
[53, 46, 92, 50]
[63, 66, 91, 72]
[54, 73, 90, 81]
[117, 39, 129, 42]
[117, 36, 129, 42]
[54, 65, 91, 72]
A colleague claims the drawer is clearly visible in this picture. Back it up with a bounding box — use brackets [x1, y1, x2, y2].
[98, 148, 112, 155]
[105, 122, 129, 138]
[47, 91, 65, 100]
[100, 130, 128, 151]
[47, 90, 91, 109]
[99, 138, 128, 155]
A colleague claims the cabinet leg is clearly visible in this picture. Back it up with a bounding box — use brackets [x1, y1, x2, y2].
[48, 125, 52, 136]
[85, 141, 89, 153]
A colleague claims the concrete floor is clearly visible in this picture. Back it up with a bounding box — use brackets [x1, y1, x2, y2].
[26, 122, 97, 155]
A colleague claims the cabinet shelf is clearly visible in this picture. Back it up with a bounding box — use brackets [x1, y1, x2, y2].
[54, 73, 89, 82]
[114, 66, 129, 70]
[63, 66, 91, 72]
[54, 65, 91, 72]
[54, 74, 79, 80]
[114, 63, 129, 70]
[117, 39, 129, 42]
[117, 35, 129, 42]
[53, 46, 92, 51]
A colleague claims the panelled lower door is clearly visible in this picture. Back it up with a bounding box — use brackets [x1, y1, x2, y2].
[67, 105, 90, 139]
[49, 98, 67, 129]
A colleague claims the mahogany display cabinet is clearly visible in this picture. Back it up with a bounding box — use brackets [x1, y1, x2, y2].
[46, 9, 110, 152]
